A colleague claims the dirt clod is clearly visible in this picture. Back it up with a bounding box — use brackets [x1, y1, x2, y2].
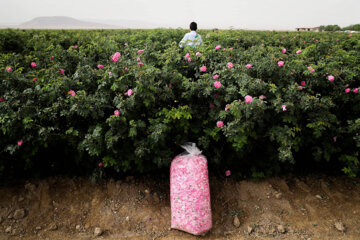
[94, 227, 103, 237]
[5, 226, 12, 233]
[334, 221, 346, 232]
[277, 224, 286, 233]
[13, 209, 26, 219]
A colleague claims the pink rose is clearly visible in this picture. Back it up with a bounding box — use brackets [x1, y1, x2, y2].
[187, 57, 191, 62]
[225, 170, 231, 176]
[6, 67, 13, 72]
[225, 104, 230, 111]
[333, 136, 337, 142]
[114, 110, 119, 116]
[31, 62, 37, 67]
[127, 89, 133, 96]
[328, 75, 335, 82]
[112, 52, 121, 62]
[349, 34, 353, 37]
[298, 86, 303, 90]
[68, 90, 76, 97]
[216, 121, 224, 128]
[200, 66, 207, 72]
[137, 62, 143, 67]
[296, 50, 302, 54]
[137, 49, 144, 54]
[246, 64, 252, 69]
[281, 48, 286, 54]
[310, 69, 315, 73]
[215, 45, 221, 50]
[353, 88, 359, 93]
[33, 77, 37, 82]
[17, 140, 23, 146]
[124, 67, 129, 71]
[98, 162, 103, 167]
[0, 98, 4, 102]
[259, 95, 266, 100]
[301, 81, 306, 86]
[108, 72, 112, 75]
[73, 45, 78, 49]
[214, 81, 221, 89]
[278, 61, 284, 67]
[213, 74, 219, 80]
[185, 53, 190, 59]
[59, 69, 65, 75]
[282, 105, 287, 111]
[50, 56, 55, 60]
[227, 62, 233, 69]
[245, 95, 253, 103]
[229, 48, 233, 51]
[196, 52, 201, 56]
[137, 57, 141, 62]
[97, 64, 104, 69]
[345, 88, 351, 94]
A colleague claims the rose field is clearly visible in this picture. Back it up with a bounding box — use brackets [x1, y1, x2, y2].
[0, 29, 360, 180]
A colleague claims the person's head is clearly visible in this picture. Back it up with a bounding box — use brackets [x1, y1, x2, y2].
[190, 22, 197, 31]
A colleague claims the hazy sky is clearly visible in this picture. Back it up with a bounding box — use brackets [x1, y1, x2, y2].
[1, 0, 359, 29]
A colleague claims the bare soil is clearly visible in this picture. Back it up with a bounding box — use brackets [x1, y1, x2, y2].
[0, 174, 359, 240]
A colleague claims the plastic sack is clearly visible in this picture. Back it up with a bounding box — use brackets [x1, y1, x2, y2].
[170, 143, 212, 235]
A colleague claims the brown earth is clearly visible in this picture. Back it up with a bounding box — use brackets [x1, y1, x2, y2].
[0, 174, 359, 240]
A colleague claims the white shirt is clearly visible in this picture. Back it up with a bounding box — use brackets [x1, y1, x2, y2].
[179, 31, 203, 48]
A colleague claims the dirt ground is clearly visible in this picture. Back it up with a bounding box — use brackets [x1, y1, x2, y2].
[0, 174, 359, 240]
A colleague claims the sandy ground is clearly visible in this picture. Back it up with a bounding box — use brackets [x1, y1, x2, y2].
[0, 174, 359, 240]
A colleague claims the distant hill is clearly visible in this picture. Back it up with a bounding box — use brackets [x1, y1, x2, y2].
[18, 16, 119, 29]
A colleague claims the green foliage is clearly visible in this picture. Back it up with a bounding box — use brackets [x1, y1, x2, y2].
[0, 29, 359, 178]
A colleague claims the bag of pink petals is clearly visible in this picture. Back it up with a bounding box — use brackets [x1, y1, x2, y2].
[170, 143, 212, 235]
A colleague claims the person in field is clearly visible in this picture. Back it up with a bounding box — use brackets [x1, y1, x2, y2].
[179, 22, 203, 48]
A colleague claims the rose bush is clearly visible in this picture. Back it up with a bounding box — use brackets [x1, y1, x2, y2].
[0, 29, 359, 179]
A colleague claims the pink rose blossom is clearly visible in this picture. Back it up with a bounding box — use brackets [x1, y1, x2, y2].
[6, 67, 13, 72]
[73, 45, 78, 49]
[296, 50, 302, 54]
[227, 62, 233, 69]
[112, 52, 121, 62]
[209, 104, 215, 109]
[225, 170, 231, 177]
[50, 56, 55, 60]
[304, 41, 306, 43]
[246, 64, 252, 69]
[0, 98, 4, 102]
[225, 104, 230, 111]
[108, 72, 112, 75]
[349, 34, 353, 37]
[98, 162, 103, 167]
[310, 69, 315, 73]
[137, 49, 144, 54]
[245, 95, 253, 103]
[345, 88, 351, 94]
[229, 48, 233, 51]
[282, 105, 287, 111]
[258, 95, 266, 100]
[333, 136, 337, 142]
[187, 57, 191, 62]
[200, 66, 207, 72]
[33, 77, 37, 82]
[114, 110, 119, 116]
[328, 75, 335, 82]
[213, 74, 219, 80]
[97, 64, 104, 69]
[281, 48, 286, 54]
[215, 45, 221, 50]
[278, 61, 284, 67]
[196, 52, 201, 56]
[185, 53, 190, 59]
[216, 121, 224, 128]
[298, 86, 303, 90]
[31, 62, 37, 67]
[59, 69, 65, 75]
[17, 140, 23, 146]
[127, 89, 133, 96]
[124, 67, 129, 71]
[137, 62, 143, 67]
[137, 57, 141, 62]
[214, 81, 221, 89]
[301, 81, 306, 86]
[68, 90, 76, 97]
[353, 88, 359, 93]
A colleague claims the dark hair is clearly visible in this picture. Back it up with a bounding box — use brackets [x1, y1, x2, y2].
[190, 22, 197, 31]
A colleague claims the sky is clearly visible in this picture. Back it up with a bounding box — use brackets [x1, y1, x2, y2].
[0, 0, 359, 30]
